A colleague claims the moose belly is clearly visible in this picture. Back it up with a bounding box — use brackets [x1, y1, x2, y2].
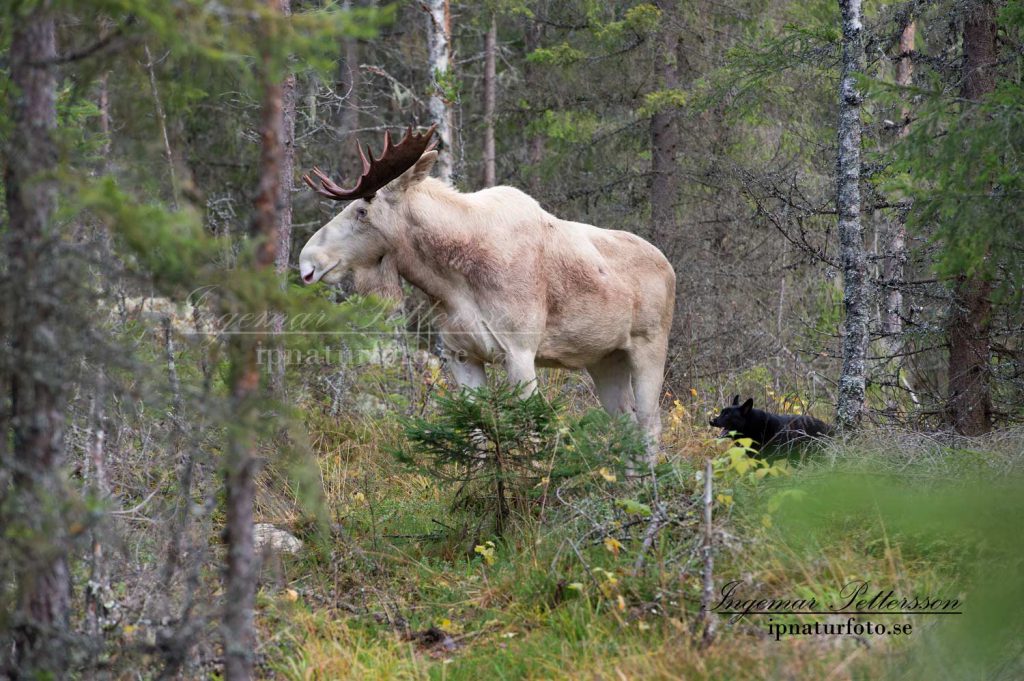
[536, 316, 632, 368]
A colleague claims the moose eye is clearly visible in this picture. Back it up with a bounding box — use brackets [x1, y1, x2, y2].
[355, 207, 368, 220]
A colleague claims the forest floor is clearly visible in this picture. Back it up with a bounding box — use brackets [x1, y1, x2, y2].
[245, 386, 1024, 681]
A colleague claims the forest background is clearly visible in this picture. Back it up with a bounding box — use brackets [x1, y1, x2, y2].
[1, 0, 1022, 679]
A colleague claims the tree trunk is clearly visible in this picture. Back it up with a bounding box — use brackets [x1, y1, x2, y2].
[525, 18, 545, 194]
[98, 72, 112, 159]
[884, 19, 916, 339]
[947, 1, 997, 435]
[144, 44, 180, 210]
[338, 0, 362, 177]
[271, 0, 297, 394]
[223, 2, 285, 677]
[426, 0, 455, 184]
[882, 19, 916, 410]
[482, 16, 497, 187]
[3, 3, 72, 675]
[649, 1, 681, 254]
[835, 0, 869, 431]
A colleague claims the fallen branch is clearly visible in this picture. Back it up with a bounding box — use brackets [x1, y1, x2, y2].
[632, 502, 667, 576]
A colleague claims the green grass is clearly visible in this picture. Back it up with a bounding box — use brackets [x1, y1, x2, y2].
[255, 399, 1024, 681]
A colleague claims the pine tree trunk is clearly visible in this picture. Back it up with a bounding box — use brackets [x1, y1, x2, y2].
[482, 16, 497, 188]
[223, 2, 285, 677]
[3, 3, 72, 675]
[271, 0, 297, 394]
[426, 0, 454, 184]
[649, 1, 681, 253]
[835, 0, 869, 431]
[524, 18, 545, 193]
[947, 1, 997, 435]
[338, 0, 362, 177]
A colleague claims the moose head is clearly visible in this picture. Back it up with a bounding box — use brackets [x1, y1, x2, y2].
[298, 125, 437, 287]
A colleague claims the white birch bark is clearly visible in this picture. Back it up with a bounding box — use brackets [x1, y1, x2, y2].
[836, 0, 869, 430]
[482, 16, 497, 187]
[426, 0, 454, 184]
[882, 20, 918, 408]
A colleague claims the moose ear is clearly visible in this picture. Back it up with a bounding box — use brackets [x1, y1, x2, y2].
[740, 398, 753, 415]
[395, 150, 438, 192]
[732, 394, 740, 406]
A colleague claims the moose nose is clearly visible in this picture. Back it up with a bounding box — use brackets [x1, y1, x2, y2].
[301, 267, 315, 284]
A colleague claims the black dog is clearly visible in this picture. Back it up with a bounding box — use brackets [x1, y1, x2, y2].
[709, 395, 833, 454]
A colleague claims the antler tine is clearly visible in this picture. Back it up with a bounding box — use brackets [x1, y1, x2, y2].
[355, 140, 371, 175]
[303, 124, 438, 202]
[302, 167, 342, 199]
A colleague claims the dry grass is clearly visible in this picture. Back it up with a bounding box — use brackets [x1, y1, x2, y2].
[249, 396, 1024, 680]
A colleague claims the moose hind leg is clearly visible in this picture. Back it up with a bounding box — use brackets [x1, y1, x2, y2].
[628, 341, 668, 467]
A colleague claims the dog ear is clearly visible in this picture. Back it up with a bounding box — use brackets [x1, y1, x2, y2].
[740, 398, 753, 415]
[732, 394, 740, 406]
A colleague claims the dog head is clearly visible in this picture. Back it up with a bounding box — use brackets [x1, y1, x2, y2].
[709, 395, 754, 437]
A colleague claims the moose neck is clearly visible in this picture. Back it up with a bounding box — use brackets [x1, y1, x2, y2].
[387, 179, 483, 308]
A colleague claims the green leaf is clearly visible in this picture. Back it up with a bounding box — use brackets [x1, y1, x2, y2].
[615, 498, 652, 517]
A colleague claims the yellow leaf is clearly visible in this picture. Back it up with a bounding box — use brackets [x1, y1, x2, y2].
[638, 621, 651, 631]
[567, 582, 585, 592]
[603, 536, 623, 555]
[437, 618, 453, 632]
[281, 588, 299, 603]
[352, 491, 366, 503]
[617, 595, 626, 612]
[599, 467, 617, 482]
[474, 544, 496, 565]
[716, 494, 733, 507]
[689, 388, 698, 397]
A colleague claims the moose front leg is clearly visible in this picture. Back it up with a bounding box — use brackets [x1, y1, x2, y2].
[504, 351, 538, 397]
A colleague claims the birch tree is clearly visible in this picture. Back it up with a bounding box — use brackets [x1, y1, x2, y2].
[482, 15, 497, 187]
[881, 17, 917, 410]
[426, 0, 455, 184]
[835, 0, 869, 430]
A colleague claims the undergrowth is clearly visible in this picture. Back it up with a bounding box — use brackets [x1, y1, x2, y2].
[251, 381, 1024, 681]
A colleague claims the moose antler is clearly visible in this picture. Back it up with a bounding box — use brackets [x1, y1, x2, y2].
[303, 124, 437, 201]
